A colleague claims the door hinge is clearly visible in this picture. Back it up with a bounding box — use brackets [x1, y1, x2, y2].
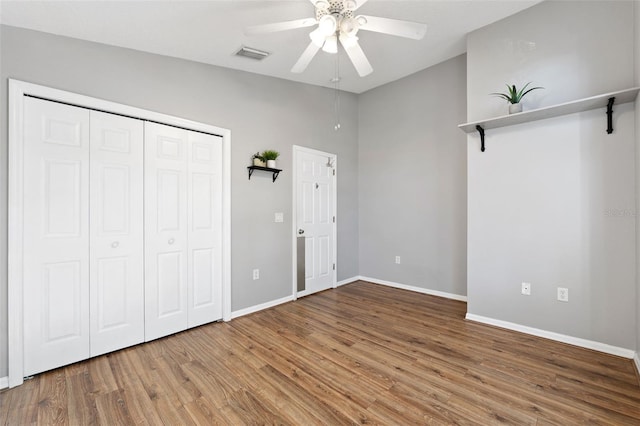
[332, 216, 335, 223]
[333, 169, 335, 176]
[333, 263, 335, 270]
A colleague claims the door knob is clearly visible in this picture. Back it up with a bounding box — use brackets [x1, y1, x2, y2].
[168, 238, 175, 244]
[298, 229, 304, 235]
[111, 241, 119, 248]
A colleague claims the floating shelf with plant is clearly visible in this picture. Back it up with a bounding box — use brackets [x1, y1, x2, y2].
[458, 87, 640, 152]
[247, 149, 282, 182]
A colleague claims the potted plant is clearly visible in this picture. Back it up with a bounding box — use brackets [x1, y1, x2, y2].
[262, 150, 280, 169]
[252, 152, 266, 167]
[491, 82, 543, 114]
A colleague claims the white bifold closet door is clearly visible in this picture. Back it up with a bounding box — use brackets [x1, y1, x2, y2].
[144, 122, 222, 341]
[23, 98, 91, 376]
[89, 110, 144, 357]
[23, 98, 144, 375]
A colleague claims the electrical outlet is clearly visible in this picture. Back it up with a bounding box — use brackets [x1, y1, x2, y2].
[395, 256, 401, 264]
[521, 282, 531, 295]
[557, 287, 569, 302]
[253, 269, 259, 280]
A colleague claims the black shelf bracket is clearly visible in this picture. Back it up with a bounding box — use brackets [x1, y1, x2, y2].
[476, 125, 486, 152]
[606, 96, 615, 134]
[247, 166, 282, 183]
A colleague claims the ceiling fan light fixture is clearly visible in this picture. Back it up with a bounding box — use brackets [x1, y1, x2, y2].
[247, 0, 427, 77]
[315, 0, 330, 10]
[309, 28, 326, 47]
[344, 0, 358, 11]
[322, 34, 338, 54]
[340, 17, 359, 36]
[318, 15, 337, 36]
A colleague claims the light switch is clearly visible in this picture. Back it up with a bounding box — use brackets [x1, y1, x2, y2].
[275, 212, 284, 223]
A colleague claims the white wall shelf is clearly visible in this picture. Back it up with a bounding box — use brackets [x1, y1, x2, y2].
[459, 87, 640, 152]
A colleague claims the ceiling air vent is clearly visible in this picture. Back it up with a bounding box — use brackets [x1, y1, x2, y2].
[235, 46, 270, 61]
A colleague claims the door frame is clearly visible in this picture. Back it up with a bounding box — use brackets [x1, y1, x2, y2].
[8, 79, 232, 388]
[291, 145, 337, 300]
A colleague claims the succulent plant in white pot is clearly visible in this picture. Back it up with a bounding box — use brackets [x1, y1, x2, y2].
[491, 82, 544, 114]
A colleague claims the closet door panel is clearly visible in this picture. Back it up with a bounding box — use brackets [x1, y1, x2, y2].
[89, 111, 144, 356]
[145, 122, 188, 341]
[23, 97, 91, 376]
[188, 132, 223, 327]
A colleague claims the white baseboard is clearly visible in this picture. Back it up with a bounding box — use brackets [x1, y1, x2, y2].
[634, 352, 640, 375]
[466, 313, 635, 359]
[359, 276, 468, 302]
[231, 295, 294, 319]
[0, 376, 8, 390]
[336, 276, 360, 287]
[229, 275, 464, 320]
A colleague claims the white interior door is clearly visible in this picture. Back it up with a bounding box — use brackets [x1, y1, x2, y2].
[144, 122, 189, 341]
[187, 131, 223, 327]
[295, 147, 336, 296]
[23, 97, 91, 375]
[89, 111, 144, 356]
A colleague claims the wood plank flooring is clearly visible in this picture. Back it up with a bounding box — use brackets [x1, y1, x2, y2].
[2, 280, 640, 425]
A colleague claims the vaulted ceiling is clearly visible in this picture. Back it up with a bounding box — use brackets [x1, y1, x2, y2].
[0, 0, 541, 93]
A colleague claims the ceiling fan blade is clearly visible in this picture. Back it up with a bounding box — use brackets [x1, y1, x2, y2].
[245, 18, 317, 36]
[358, 15, 427, 40]
[291, 42, 321, 73]
[340, 37, 373, 77]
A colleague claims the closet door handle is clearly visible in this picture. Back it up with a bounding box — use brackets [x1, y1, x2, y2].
[111, 241, 119, 248]
[168, 238, 175, 245]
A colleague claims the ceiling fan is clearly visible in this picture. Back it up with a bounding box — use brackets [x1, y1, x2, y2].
[245, 0, 427, 77]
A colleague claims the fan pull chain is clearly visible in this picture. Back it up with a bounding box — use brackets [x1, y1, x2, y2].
[333, 55, 341, 131]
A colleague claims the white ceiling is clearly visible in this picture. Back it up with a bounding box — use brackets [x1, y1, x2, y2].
[0, 0, 541, 93]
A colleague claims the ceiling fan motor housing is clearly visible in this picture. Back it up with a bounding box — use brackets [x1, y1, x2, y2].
[315, 0, 362, 41]
[316, 1, 355, 25]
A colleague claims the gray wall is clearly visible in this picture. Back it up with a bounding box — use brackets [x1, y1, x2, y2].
[466, 1, 637, 349]
[0, 25, 360, 377]
[358, 55, 467, 296]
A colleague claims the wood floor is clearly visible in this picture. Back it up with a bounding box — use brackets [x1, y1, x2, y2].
[2, 281, 640, 425]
